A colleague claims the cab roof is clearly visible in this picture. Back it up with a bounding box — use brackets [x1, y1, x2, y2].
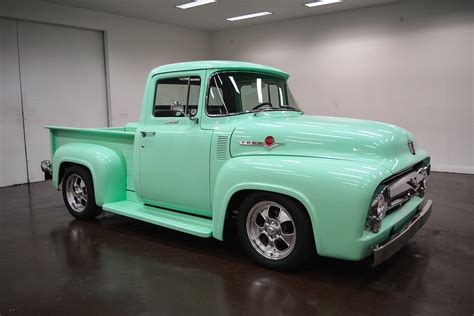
[149, 60, 289, 79]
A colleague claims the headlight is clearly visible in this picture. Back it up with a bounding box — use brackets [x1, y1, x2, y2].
[365, 186, 390, 233]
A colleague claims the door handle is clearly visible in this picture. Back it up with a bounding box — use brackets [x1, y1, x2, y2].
[140, 131, 156, 137]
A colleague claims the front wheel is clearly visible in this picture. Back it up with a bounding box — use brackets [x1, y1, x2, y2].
[238, 193, 314, 270]
[62, 165, 102, 220]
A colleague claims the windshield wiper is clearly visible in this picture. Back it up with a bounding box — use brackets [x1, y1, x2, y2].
[246, 104, 302, 114]
[279, 105, 301, 111]
[264, 106, 301, 112]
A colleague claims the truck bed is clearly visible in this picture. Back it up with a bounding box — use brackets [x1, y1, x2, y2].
[47, 123, 137, 191]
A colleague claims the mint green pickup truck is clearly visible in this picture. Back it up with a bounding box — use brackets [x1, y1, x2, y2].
[41, 61, 432, 270]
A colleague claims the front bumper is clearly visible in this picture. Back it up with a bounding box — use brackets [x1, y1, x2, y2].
[372, 199, 432, 266]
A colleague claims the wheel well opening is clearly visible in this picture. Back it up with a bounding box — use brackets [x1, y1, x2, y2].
[58, 162, 91, 186]
[223, 189, 313, 240]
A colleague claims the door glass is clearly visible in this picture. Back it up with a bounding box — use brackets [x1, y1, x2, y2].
[154, 76, 201, 117]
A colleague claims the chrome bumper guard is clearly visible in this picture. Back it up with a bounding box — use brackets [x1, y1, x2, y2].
[372, 199, 432, 266]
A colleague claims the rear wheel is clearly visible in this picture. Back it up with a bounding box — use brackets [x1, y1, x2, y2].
[238, 192, 314, 270]
[62, 165, 102, 220]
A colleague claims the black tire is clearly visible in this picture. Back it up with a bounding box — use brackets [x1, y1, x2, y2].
[237, 192, 314, 271]
[61, 165, 102, 220]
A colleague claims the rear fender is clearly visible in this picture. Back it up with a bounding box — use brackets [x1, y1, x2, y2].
[52, 143, 127, 205]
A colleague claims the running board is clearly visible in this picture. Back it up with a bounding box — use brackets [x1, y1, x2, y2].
[102, 200, 212, 237]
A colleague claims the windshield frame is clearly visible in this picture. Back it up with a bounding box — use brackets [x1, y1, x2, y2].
[205, 71, 300, 117]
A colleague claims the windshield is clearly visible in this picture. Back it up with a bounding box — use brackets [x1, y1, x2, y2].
[206, 72, 300, 116]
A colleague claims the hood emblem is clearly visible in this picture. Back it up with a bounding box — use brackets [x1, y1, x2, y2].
[407, 140, 416, 155]
[239, 136, 284, 150]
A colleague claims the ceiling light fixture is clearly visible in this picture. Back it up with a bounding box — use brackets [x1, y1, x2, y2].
[304, 0, 342, 8]
[226, 11, 272, 22]
[176, 0, 216, 10]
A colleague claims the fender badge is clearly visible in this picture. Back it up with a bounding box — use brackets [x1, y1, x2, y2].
[239, 136, 284, 150]
[407, 140, 416, 155]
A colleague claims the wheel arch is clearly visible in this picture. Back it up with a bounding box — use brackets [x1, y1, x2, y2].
[52, 143, 127, 206]
[213, 184, 321, 254]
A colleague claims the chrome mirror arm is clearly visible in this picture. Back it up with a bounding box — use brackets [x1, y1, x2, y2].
[170, 101, 198, 123]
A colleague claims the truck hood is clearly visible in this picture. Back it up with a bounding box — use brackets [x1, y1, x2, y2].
[229, 112, 428, 174]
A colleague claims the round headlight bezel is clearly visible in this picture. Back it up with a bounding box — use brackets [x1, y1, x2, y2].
[365, 186, 390, 233]
[372, 189, 389, 221]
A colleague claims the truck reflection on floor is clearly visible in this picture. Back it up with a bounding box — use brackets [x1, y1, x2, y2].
[49, 218, 306, 314]
[49, 214, 425, 315]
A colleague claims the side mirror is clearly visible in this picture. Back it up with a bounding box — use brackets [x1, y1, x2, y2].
[170, 101, 198, 123]
[170, 101, 184, 114]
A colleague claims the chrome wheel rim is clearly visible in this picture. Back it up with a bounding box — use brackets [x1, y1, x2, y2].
[65, 174, 88, 212]
[246, 201, 296, 260]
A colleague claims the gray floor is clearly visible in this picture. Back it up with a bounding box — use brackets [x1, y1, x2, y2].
[0, 172, 472, 315]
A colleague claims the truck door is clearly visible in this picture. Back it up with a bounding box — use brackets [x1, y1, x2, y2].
[138, 71, 212, 217]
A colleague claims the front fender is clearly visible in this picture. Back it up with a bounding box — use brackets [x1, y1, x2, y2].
[52, 143, 127, 205]
[212, 156, 392, 259]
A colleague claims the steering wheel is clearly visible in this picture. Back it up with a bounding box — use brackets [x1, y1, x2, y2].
[250, 102, 273, 111]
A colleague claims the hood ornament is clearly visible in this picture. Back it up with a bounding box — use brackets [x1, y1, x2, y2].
[239, 136, 284, 150]
[407, 140, 416, 155]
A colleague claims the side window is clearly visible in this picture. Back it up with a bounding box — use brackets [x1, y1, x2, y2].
[154, 76, 201, 117]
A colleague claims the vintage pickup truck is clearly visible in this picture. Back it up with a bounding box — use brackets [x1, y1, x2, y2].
[41, 60, 432, 270]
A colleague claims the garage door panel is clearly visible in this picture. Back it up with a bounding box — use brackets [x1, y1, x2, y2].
[17, 21, 108, 183]
[0, 18, 28, 187]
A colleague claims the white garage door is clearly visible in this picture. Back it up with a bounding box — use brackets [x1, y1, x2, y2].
[17, 21, 108, 183]
[0, 18, 28, 187]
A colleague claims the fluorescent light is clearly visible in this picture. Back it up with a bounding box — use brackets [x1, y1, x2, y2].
[226, 11, 272, 22]
[176, 0, 216, 9]
[304, 0, 341, 8]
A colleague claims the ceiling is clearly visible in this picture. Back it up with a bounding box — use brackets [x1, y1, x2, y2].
[44, 0, 399, 32]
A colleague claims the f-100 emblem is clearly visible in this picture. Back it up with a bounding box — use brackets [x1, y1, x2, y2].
[239, 136, 284, 150]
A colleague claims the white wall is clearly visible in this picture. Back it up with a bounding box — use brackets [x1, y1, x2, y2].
[212, 0, 474, 174]
[0, 18, 28, 187]
[17, 20, 109, 182]
[0, 0, 211, 127]
[1, 0, 472, 176]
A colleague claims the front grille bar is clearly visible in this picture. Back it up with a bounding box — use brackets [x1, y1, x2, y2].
[385, 164, 430, 212]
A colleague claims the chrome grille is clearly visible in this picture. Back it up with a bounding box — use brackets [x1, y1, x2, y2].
[385, 164, 430, 213]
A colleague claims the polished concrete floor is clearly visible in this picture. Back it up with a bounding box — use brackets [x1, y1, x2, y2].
[0, 172, 472, 315]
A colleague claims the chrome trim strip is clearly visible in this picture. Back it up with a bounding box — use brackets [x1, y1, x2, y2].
[239, 140, 284, 150]
[165, 120, 179, 124]
[372, 199, 432, 266]
[382, 162, 422, 184]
